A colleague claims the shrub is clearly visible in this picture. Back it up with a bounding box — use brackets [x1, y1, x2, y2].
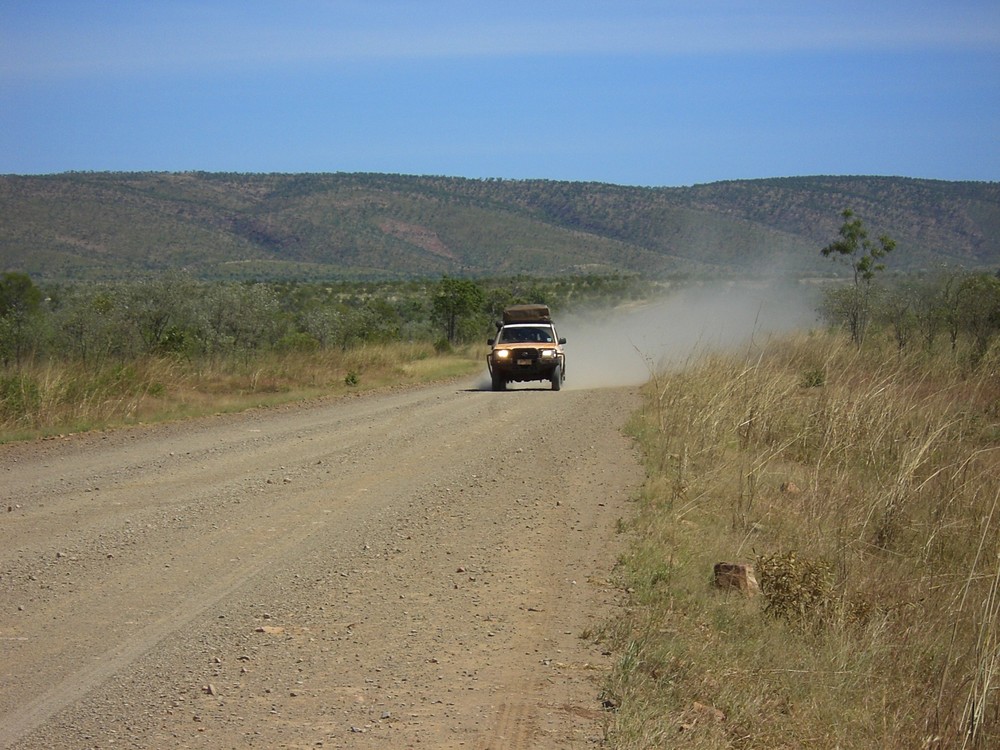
[757, 550, 835, 627]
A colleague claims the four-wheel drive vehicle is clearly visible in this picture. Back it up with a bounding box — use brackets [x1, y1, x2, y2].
[486, 304, 566, 391]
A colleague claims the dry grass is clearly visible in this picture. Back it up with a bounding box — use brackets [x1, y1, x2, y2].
[0, 342, 482, 442]
[602, 331, 1000, 748]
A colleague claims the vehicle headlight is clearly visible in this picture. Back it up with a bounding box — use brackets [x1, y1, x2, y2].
[540, 349, 556, 358]
[495, 349, 510, 359]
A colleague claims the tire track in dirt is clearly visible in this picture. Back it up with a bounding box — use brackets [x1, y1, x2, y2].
[483, 702, 534, 749]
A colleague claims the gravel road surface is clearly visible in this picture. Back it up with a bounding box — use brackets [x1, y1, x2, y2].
[0, 378, 643, 749]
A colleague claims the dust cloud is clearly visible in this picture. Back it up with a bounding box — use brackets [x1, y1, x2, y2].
[558, 281, 821, 390]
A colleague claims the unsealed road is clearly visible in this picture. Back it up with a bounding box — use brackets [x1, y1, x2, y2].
[0, 379, 643, 749]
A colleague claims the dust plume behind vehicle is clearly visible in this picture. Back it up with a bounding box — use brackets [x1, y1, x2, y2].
[557, 281, 820, 390]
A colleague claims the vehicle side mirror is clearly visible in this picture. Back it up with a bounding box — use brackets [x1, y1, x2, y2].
[558, 338, 567, 345]
[487, 338, 495, 346]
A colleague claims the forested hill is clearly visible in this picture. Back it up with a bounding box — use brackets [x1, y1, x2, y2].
[1, 172, 998, 281]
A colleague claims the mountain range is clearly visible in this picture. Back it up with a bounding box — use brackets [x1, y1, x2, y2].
[1, 172, 997, 281]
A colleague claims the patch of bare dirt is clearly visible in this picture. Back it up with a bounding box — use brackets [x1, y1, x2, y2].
[0, 379, 643, 749]
[378, 219, 456, 260]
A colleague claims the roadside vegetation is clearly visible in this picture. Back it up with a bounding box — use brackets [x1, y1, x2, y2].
[0, 271, 652, 441]
[601, 270, 1000, 747]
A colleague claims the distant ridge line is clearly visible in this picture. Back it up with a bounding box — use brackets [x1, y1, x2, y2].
[1, 172, 997, 281]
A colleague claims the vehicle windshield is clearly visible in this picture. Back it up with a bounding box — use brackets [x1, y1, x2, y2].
[498, 326, 554, 344]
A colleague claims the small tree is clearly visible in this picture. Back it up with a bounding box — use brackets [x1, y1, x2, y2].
[957, 273, 1000, 365]
[432, 277, 485, 344]
[123, 272, 201, 354]
[879, 284, 919, 351]
[907, 269, 953, 351]
[820, 209, 896, 346]
[0, 272, 43, 364]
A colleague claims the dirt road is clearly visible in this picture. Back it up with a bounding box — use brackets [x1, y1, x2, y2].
[0, 378, 644, 749]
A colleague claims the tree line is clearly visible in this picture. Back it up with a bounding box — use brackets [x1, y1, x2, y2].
[5, 208, 1000, 374]
[0, 272, 651, 368]
[817, 209, 1000, 365]
[829, 269, 1000, 363]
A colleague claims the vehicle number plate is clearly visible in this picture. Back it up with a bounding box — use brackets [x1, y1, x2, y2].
[516, 359, 532, 366]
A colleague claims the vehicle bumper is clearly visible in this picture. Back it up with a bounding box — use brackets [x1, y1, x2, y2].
[488, 356, 562, 382]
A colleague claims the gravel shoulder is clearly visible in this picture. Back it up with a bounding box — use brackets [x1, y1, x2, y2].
[0, 378, 644, 749]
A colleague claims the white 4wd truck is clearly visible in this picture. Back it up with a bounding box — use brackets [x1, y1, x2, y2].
[486, 304, 566, 391]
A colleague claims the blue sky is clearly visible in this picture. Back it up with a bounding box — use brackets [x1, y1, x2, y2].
[2, 1, 998, 186]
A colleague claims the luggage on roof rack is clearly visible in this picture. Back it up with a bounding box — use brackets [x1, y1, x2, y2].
[502, 304, 551, 324]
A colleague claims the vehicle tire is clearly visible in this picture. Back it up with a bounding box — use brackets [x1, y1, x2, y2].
[550, 366, 562, 391]
[491, 374, 507, 391]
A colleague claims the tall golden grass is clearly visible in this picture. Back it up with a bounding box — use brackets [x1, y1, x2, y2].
[604, 331, 1000, 748]
[0, 342, 481, 442]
